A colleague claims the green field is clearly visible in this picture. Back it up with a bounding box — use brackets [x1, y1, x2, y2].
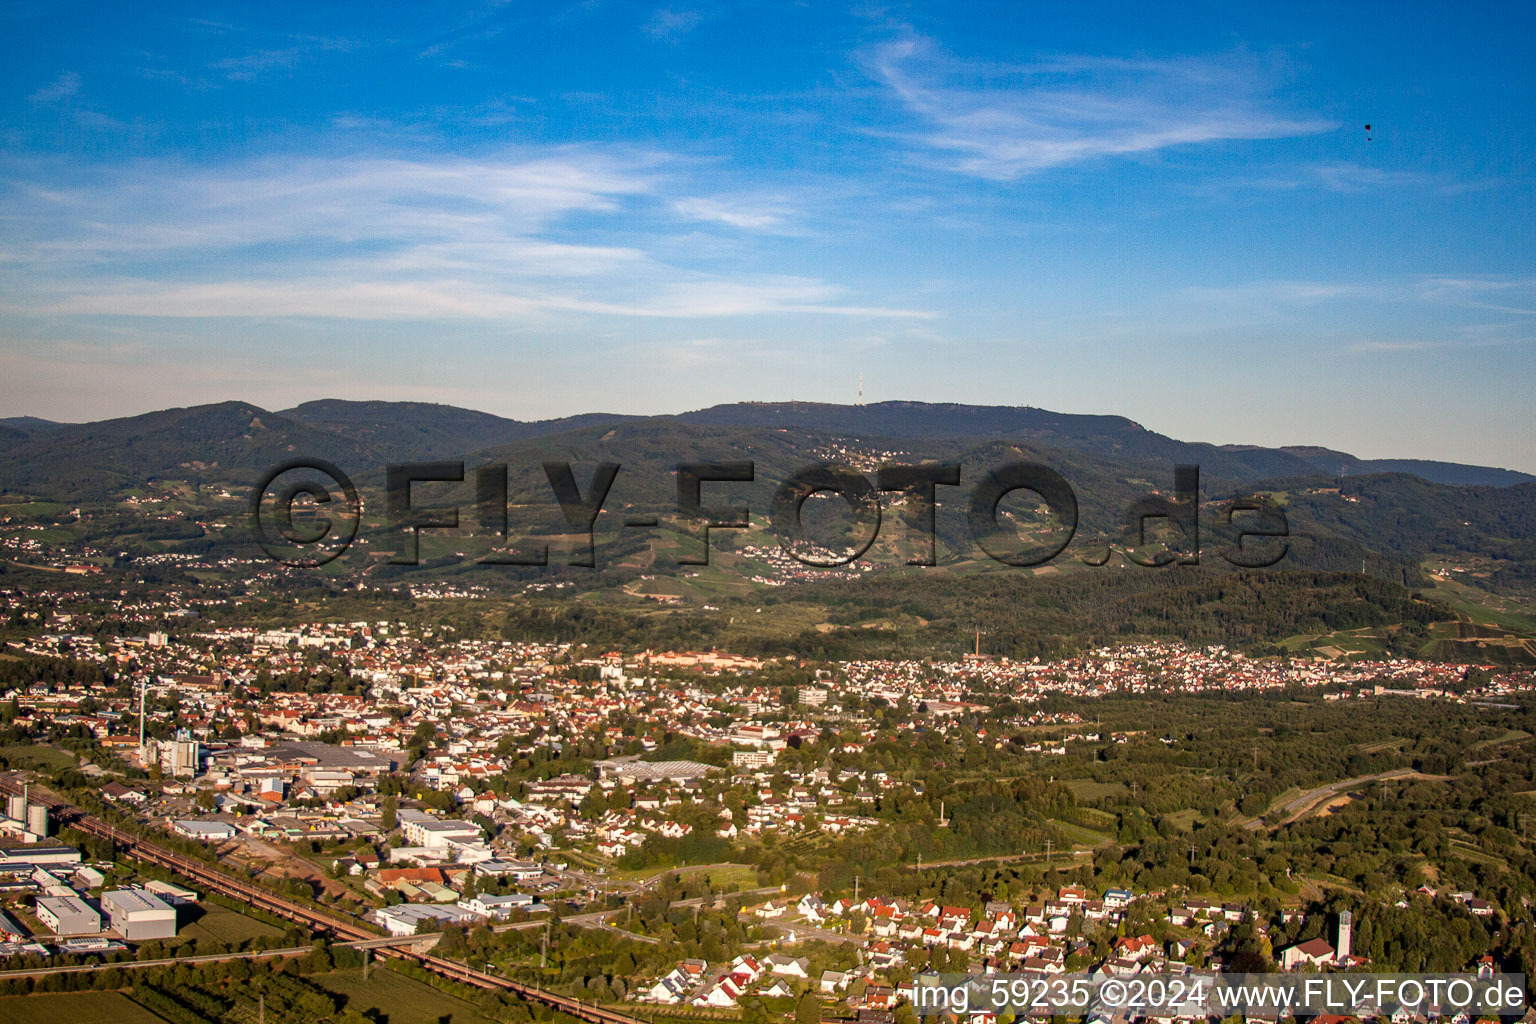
[0, 743, 75, 770]
[698, 863, 759, 892]
[1161, 808, 1204, 832]
[313, 967, 501, 1024]
[180, 901, 287, 947]
[1048, 818, 1114, 847]
[0, 991, 166, 1024]
[1063, 779, 1127, 802]
[1276, 626, 1391, 659]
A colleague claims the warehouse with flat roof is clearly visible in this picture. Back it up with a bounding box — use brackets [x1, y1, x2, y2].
[592, 758, 720, 782]
[36, 894, 101, 936]
[102, 887, 177, 940]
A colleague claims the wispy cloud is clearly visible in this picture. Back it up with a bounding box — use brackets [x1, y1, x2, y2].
[1414, 275, 1536, 315]
[644, 8, 703, 42]
[1348, 339, 1440, 353]
[672, 195, 792, 231]
[1193, 161, 1432, 198]
[211, 47, 303, 80]
[24, 275, 927, 321]
[5, 149, 662, 257]
[0, 147, 925, 323]
[209, 34, 361, 81]
[1177, 274, 1536, 322]
[1179, 279, 1375, 305]
[27, 71, 79, 103]
[1348, 333, 1534, 354]
[866, 36, 1333, 180]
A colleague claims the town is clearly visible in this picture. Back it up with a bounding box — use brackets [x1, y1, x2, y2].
[0, 587, 1530, 1022]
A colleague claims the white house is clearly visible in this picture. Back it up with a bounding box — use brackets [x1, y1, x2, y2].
[693, 974, 747, 1008]
[820, 970, 850, 993]
[797, 893, 826, 923]
[766, 954, 810, 978]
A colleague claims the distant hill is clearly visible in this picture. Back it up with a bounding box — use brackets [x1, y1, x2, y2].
[1279, 446, 1534, 487]
[0, 416, 65, 434]
[5, 397, 1521, 501]
[674, 400, 1143, 442]
[1255, 473, 1536, 595]
[1, 396, 1532, 623]
[0, 402, 373, 499]
[673, 401, 1529, 488]
[280, 400, 638, 463]
[0, 396, 1528, 509]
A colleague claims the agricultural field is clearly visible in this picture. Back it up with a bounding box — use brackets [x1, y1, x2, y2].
[0, 743, 75, 771]
[179, 901, 288, 948]
[312, 967, 501, 1024]
[0, 991, 166, 1024]
[1047, 818, 1115, 847]
[1064, 779, 1127, 802]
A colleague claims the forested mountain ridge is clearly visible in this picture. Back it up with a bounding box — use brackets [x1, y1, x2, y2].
[672, 401, 1532, 487]
[1280, 445, 1535, 487]
[2, 398, 1528, 499]
[0, 398, 1530, 614]
[279, 400, 640, 463]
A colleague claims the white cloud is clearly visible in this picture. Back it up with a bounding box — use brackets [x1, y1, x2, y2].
[5, 149, 662, 260]
[1414, 275, 1536, 314]
[1347, 340, 1438, 353]
[1193, 161, 1432, 197]
[27, 71, 80, 103]
[672, 196, 788, 230]
[25, 274, 928, 321]
[1179, 279, 1374, 305]
[0, 147, 926, 323]
[866, 36, 1333, 180]
[644, 8, 703, 42]
[211, 47, 303, 80]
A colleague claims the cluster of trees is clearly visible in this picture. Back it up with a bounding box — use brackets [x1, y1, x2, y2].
[755, 568, 1460, 660]
[0, 940, 583, 1024]
[0, 653, 109, 685]
[499, 603, 720, 651]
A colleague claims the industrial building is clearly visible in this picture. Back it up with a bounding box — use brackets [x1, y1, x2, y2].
[101, 887, 177, 940]
[35, 895, 101, 936]
[171, 819, 237, 841]
[0, 845, 80, 868]
[401, 817, 482, 849]
[165, 731, 202, 778]
[0, 789, 53, 842]
[143, 880, 199, 905]
[371, 902, 479, 937]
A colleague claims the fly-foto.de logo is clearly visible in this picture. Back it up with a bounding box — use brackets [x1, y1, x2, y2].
[249, 458, 1288, 570]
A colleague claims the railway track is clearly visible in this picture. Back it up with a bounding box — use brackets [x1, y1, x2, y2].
[0, 779, 642, 1024]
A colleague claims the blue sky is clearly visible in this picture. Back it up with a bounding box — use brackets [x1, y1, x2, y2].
[2, 2, 1533, 471]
